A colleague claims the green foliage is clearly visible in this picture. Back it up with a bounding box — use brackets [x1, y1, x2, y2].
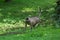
[0, 0, 60, 40]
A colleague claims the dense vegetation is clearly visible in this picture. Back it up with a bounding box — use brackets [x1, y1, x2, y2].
[0, 0, 60, 40]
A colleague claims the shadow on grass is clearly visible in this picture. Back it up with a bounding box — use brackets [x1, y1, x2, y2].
[0, 27, 26, 36]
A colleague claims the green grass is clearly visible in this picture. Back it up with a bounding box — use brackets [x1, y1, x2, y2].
[0, 27, 60, 40]
[0, 0, 60, 40]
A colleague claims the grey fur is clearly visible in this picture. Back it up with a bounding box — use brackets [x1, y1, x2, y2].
[25, 6, 41, 29]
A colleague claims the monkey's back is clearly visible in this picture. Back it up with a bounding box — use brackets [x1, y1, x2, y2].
[28, 17, 40, 25]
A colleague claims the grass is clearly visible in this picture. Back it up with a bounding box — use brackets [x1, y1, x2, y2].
[0, 27, 60, 40]
[0, 0, 60, 40]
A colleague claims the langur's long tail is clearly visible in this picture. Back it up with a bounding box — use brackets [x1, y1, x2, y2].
[38, 6, 41, 18]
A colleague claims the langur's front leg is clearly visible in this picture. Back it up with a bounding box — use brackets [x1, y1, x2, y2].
[25, 22, 27, 30]
[30, 24, 33, 30]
